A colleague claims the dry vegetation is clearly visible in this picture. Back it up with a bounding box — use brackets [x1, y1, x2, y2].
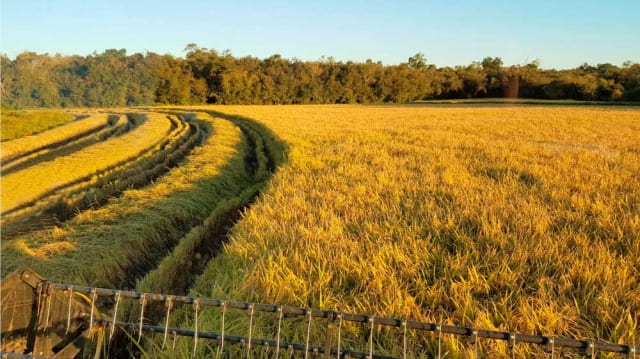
[0, 111, 269, 289]
[179, 105, 640, 357]
[1, 105, 639, 358]
[0, 106, 76, 141]
[1, 114, 128, 175]
[1, 113, 108, 162]
[1, 113, 172, 213]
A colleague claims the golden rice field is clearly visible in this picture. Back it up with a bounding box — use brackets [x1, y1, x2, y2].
[1, 105, 639, 358]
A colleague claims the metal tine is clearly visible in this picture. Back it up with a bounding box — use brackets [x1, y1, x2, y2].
[469, 329, 478, 359]
[35, 282, 43, 332]
[336, 314, 343, 359]
[247, 303, 255, 358]
[109, 291, 121, 346]
[276, 306, 283, 359]
[548, 337, 555, 359]
[305, 309, 312, 359]
[89, 288, 97, 338]
[65, 285, 73, 335]
[509, 333, 516, 359]
[436, 323, 442, 359]
[193, 298, 200, 357]
[401, 320, 407, 359]
[217, 301, 227, 358]
[44, 287, 53, 333]
[368, 316, 374, 359]
[33, 282, 44, 355]
[172, 330, 178, 352]
[162, 295, 173, 350]
[100, 321, 107, 356]
[138, 293, 146, 343]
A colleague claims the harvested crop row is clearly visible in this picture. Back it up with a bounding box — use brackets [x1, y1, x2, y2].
[1, 113, 173, 213]
[55, 114, 185, 196]
[130, 111, 287, 358]
[1, 114, 201, 237]
[1, 113, 110, 163]
[1, 113, 248, 296]
[1, 115, 128, 175]
[131, 111, 283, 297]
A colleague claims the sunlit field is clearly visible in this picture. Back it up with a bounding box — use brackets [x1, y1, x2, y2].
[1, 112, 106, 162]
[1, 105, 638, 357]
[0, 107, 76, 141]
[182, 105, 640, 357]
[1, 113, 173, 213]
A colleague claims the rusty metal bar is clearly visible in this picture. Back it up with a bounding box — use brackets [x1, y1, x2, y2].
[101, 319, 398, 359]
[47, 282, 639, 355]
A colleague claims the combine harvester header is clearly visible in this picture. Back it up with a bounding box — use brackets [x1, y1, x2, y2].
[1, 268, 638, 358]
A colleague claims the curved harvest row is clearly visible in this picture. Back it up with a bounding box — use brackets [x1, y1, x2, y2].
[1, 113, 111, 164]
[1, 112, 247, 289]
[1, 113, 204, 237]
[1, 115, 131, 176]
[1, 113, 173, 213]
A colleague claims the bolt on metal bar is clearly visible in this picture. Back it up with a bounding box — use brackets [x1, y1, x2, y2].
[47, 282, 639, 355]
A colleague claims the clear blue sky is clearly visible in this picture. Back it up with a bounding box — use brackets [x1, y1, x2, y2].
[2, 0, 639, 69]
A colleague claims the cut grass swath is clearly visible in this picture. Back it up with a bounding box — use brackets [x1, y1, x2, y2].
[118, 111, 287, 357]
[1, 108, 76, 141]
[1, 113, 173, 213]
[1, 113, 109, 163]
[1, 113, 246, 293]
[1, 113, 202, 237]
[1, 114, 131, 176]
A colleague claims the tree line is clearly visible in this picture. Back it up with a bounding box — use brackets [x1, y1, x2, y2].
[2, 44, 639, 108]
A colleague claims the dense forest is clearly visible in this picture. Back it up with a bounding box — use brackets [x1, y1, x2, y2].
[2, 44, 639, 108]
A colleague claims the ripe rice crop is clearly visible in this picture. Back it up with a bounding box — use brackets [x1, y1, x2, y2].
[1, 113, 172, 213]
[1, 105, 638, 357]
[181, 105, 640, 357]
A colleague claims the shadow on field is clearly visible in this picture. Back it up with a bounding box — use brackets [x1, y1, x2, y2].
[126, 110, 288, 295]
[109, 110, 288, 357]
